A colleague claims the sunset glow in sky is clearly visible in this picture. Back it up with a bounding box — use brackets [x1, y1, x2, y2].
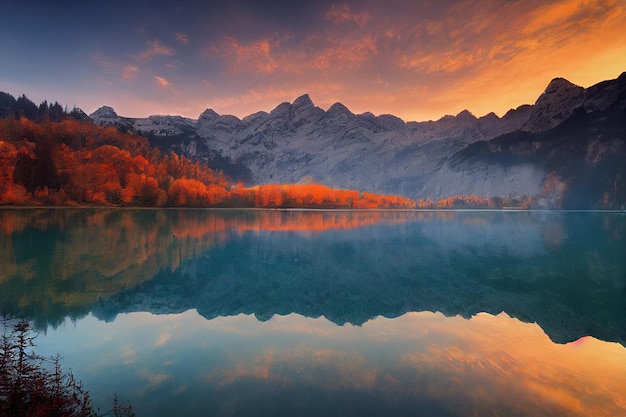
[2, 0, 626, 121]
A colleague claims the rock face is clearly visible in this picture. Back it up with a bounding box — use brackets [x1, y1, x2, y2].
[523, 78, 586, 133]
[90, 106, 197, 136]
[89, 72, 626, 208]
[90, 105, 118, 121]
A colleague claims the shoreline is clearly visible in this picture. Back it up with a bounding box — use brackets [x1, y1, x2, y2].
[0, 205, 624, 213]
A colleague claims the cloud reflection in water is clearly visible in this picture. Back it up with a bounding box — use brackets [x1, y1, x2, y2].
[36, 310, 626, 417]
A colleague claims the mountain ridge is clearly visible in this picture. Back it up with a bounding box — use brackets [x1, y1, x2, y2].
[89, 72, 626, 209]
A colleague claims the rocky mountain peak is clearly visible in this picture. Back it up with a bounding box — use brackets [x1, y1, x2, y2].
[583, 71, 626, 113]
[436, 109, 477, 126]
[523, 77, 585, 132]
[455, 109, 477, 123]
[479, 112, 498, 121]
[198, 108, 220, 124]
[326, 102, 354, 119]
[501, 104, 533, 128]
[476, 112, 501, 136]
[269, 102, 291, 118]
[89, 106, 125, 127]
[242, 111, 269, 125]
[90, 106, 118, 119]
[543, 77, 579, 95]
[291, 94, 325, 125]
[211, 115, 243, 131]
[292, 94, 314, 111]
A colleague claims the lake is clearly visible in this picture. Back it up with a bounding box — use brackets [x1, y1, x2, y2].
[1, 208, 625, 416]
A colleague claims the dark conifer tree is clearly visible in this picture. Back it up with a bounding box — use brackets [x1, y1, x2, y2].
[1, 317, 135, 417]
[38, 100, 50, 121]
[0, 92, 17, 118]
[49, 102, 65, 122]
[15, 95, 38, 120]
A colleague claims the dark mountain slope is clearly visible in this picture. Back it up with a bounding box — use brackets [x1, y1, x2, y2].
[450, 78, 626, 208]
[88, 72, 626, 208]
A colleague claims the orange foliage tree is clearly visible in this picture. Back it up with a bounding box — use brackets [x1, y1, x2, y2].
[0, 117, 419, 209]
[246, 183, 416, 209]
[0, 117, 232, 207]
[0, 141, 31, 204]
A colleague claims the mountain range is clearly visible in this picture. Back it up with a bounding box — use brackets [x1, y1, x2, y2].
[90, 72, 626, 209]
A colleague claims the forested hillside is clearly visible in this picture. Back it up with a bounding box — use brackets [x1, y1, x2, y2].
[0, 93, 415, 209]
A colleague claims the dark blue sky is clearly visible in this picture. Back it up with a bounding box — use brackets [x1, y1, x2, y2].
[1, 0, 624, 121]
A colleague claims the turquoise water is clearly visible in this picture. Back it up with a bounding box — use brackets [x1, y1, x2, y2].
[1, 209, 625, 416]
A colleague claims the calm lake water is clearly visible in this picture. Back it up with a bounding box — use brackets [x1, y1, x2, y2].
[1, 208, 625, 416]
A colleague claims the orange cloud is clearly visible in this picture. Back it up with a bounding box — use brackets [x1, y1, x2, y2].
[394, 0, 624, 76]
[194, 312, 626, 416]
[92, 1, 625, 124]
[217, 36, 278, 74]
[310, 35, 378, 71]
[205, 346, 377, 390]
[393, 313, 626, 416]
[209, 21, 379, 76]
[398, 48, 484, 74]
[122, 64, 138, 80]
[387, 0, 626, 120]
[139, 40, 174, 61]
[522, 0, 591, 35]
[154, 76, 170, 87]
[325, 3, 371, 27]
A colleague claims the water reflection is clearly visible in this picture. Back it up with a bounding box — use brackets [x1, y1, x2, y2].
[0, 209, 413, 326]
[1, 208, 625, 344]
[37, 311, 626, 417]
[2, 208, 626, 416]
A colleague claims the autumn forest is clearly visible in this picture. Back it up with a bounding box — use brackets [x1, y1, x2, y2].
[0, 93, 418, 209]
[0, 92, 556, 210]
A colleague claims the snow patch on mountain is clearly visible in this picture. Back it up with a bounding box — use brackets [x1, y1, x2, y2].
[87, 72, 626, 204]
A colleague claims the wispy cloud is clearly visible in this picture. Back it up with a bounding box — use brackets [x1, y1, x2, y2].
[139, 40, 175, 61]
[120, 345, 137, 365]
[310, 35, 378, 71]
[175, 32, 189, 45]
[210, 30, 378, 75]
[215, 36, 279, 74]
[88, 0, 626, 122]
[137, 368, 171, 388]
[154, 332, 171, 347]
[393, 0, 626, 76]
[122, 64, 139, 80]
[325, 3, 371, 27]
[155, 76, 170, 87]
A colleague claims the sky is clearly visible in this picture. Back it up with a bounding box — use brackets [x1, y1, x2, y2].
[1, 0, 625, 122]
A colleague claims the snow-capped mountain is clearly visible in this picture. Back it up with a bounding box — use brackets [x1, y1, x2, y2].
[90, 72, 626, 208]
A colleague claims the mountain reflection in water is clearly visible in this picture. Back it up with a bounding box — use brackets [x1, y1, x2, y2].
[1, 208, 624, 344]
[1, 208, 625, 416]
